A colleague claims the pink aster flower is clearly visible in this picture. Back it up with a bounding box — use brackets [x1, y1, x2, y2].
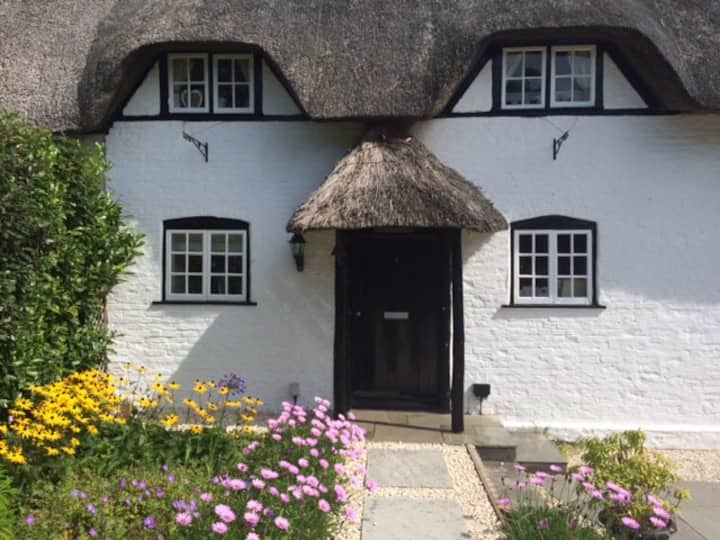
[654, 506, 671, 520]
[345, 508, 359, 523]
[274, 516, 290, 530]
[535, 471, 551, 479]
[591, 490, 604, 500]
[261, 469, 279, 480]
[650, 516, 668, 528]
[514, 464, 527, 472]
[366, 479, 378, 493]
[334, 463, 346, 475]
[549, 465, 564, 473]
[176, 512, 193, 526]
[579, 466, 594, 475]
[621, 516, 641, 530]
[272, 433, 282, 441]
[530, 477, 545, 486]
[252, 479, 266, 490]
[215, 504, 236, 524]
[298, 458, 310, 469]
[212, 521, 228, 534]
[319, 459, 329, 470]
[571, 473, 585, 482]
[246, 534, 260, 540]
[319, 499, 331, 513]
[244, 512, 260, 528]
[647, 494, 664, 507]
[498, 498, 512, 508]
[200, 492, 213, 503]
[334, 484, 349, 503]
[247, 500, 263, 513]
[237, 463, 249, 473]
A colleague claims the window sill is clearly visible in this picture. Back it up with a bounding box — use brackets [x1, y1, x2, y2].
[152, 300, 258, 306]
[501, 303, 606, 309]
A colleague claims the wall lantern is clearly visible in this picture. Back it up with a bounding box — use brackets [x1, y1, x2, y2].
[289, 233, 306, 272]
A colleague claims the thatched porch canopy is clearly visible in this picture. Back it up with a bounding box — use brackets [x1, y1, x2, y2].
[287, 135, 507, 233]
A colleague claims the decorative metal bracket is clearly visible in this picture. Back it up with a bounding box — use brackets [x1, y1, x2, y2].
[182, 131, 208, 162]
[553, 131, 570, 160]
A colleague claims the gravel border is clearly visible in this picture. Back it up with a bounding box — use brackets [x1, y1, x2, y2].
[361, 442, 502, 540]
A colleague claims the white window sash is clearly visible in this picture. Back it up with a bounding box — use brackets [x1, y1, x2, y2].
[165, 229, 247, 302]
[501, 47, 547, 110]
[550, 45, 597, 108]
[213, 54, 254, 113]
[513, 229, 593, 305]
[168, 53, 210, 113]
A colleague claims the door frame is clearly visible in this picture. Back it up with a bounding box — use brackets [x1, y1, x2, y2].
[333, 228, 465, 431]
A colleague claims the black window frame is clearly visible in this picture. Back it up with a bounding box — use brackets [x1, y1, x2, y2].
[160, 216, 256, 305]
[508, 215, 602, 308]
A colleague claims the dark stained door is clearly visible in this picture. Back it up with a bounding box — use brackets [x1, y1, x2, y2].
[347, 230, 450, 410]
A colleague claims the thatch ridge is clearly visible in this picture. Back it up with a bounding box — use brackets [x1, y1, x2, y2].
[287, 133, 508, 233]
[2, 0, 720, 131]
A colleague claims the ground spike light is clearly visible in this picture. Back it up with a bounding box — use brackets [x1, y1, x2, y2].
[289, 233, 306, 272]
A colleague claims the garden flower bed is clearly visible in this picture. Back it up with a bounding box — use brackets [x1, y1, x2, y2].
[0, 367, 373, 539]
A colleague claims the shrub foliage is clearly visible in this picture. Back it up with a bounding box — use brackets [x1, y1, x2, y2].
[0, 110, 143, 408]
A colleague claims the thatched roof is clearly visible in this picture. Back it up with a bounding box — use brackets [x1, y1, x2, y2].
[287, 133, 508, 233]
[2, 0, 720, 131]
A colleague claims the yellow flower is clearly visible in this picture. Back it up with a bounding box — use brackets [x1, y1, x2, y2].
[206, 380, 216, 389]
[225, 400, 242, 408]
[152, 382, 168, 395]
[168, 382, 181, 391]
[138, 366, 147, 374]
[242, 415, 255, 423]
[15, 397, 33, 411]
[193, 381, 208, 395]
[87, 425, 99, 436]
[218, 386, 230, 396]
[70, 437, 81, 447]
[0, 425, 8, 435]
[190, 425, 203, 435]
[161, 414, 179, 428]
[46, 447, 60, 456]
[207, 402, 218, 412]
[61, 446, 76, 456]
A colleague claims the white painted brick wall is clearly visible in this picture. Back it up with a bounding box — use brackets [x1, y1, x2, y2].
[415, 116, 720, 448]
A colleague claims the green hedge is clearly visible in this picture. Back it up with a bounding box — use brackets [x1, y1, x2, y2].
[0, 111, 143, 409]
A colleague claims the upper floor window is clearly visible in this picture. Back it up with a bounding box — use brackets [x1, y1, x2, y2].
[166, 53, 255, 115]
[511, 216, 597, 306]
[501, 45, 597, 110]
[164, 217, 251, 303]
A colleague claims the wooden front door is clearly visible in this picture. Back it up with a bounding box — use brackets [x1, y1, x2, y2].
[345, 230, 450, 410]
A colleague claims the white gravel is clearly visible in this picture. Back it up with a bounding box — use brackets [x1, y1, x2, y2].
[359, 442, 502, 540]
[661, 450, 720, 482]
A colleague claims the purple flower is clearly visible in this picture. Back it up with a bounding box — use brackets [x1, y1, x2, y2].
[571, 473, 585, 483]
[176, 512, 193, 526]
[654, 506, 671, 520]
[87, 503, 97, 515]
[219, 372, 247, 396]
[334, 484, 349, 503]
[535, 471, 551, 479]
[591, 489, 604, 500]
[215, 504, 236, 523]
[246, 534, 260, 540]
[162, 464, 169, 472]
[200, 492, 213, 503]
[144, 516, 156, 530]
[319, 499, 331, 513]
[261, 468, 279, 480]
[274, 516, 290, 530]
[549, 465, 564, 473]
[514, 464, 527, 472]
[621, 516, 641, 530]
[167, 475, 176, 484]
[345, 508, 359, 523]
[579, 466, 594, 475]
[650, 516, 668, 528]
[244, 512, 260, 528]
[530, 477, 545, 486]
[88, 528, 98, 537]
[118, 478, 127, 489]
[498, 498, 512, 508]
[538, 519, 549, 530]
[71, 489, 81, 499]
[647, 494, 664, 507]
[212, 521, 228, 534]
[24, 515, 35, 526]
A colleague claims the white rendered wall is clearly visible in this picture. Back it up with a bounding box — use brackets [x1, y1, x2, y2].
[262, 63, 301, 115]
[452, 60, 493, 113]
[414, 116, 720, 448]
[123, 63, 160, 116]
[105, 120, 362, 411]
[603, 54, 647, 109]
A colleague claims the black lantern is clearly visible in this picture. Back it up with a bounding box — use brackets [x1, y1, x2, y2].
[289, 233, 306, 271]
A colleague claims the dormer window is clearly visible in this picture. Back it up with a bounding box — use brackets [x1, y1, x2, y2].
[214, 54, 254, 112]
[501, 45, 597, 110]
[169, 54, 209, 113]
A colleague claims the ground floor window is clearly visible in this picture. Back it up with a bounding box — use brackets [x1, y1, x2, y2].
[511, 215, 596, 306]
[164, 217, 249, 302]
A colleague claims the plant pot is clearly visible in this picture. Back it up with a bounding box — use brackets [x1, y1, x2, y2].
[598, 511, 678, 540]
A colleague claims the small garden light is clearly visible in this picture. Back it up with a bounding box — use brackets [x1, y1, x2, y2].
[289, 233, 306, 272]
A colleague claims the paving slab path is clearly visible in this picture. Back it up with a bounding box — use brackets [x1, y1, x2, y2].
[361, 443, 501, 540]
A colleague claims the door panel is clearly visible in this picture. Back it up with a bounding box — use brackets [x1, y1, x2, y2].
[347, 231, 450, 410]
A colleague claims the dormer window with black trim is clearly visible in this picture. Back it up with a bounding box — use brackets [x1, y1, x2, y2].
[169, 54, 210, 113]
[501, 45, 597, 111]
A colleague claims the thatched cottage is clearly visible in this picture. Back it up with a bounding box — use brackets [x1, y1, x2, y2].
[2, 1, 719, 447]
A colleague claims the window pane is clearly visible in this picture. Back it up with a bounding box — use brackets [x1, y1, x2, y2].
[574, 51, 592, 75]
[519, 278, 533, 297]
[171, 275, 185, 294]
[188, 275, 203, 294]
[525, 79, 542, 104]
[505, 80, 522, 105]
[535, 256, 548, 276]
[234, 85, 250, 108]
[234, 59, 250, 82]
[535, 234, 548, 253]
[558, 256, 571, 276]
[211, 255, 225, 273]
[188, 255, 203, 273]
[217, 85, 233, 108]
[555, 77, 572, 102]
[573, 256, 587, 275]
[558, 234, 571, 253]
[555, 51, 571, 75]
[211, 276, 225, 294]
[519, 234, 532, 253]
[535, 278, 549, 297]
[171, 234, 186, 251]
[525, 52, 543, 77]
[574, 234, 587, 253]
[188, 234, 203, 252]
[172, 59, 188, 82]
[574, 278, 588, 297]
[505, 52, 523, 77]
[228, 276, 243, 295]
[211, 234, 226, 252]
[217, 59, 232, 82]
[573, 77, 592, 102]
[171, 254, 186, 272]
[190, 58, 205, 81]
[228, 255, 244, 274]
[558, 278, 573, 297]
[173, 85, 185, 108]
[228, 234, 244, 253]
[189, 85, 205, 107]
[519, 256, 532, 275]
